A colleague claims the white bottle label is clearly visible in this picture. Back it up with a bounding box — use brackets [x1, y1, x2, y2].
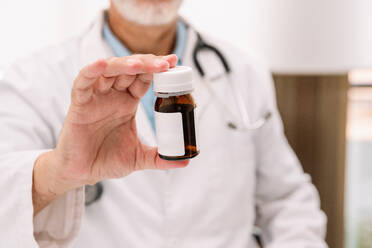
[155, 111, 185, 156]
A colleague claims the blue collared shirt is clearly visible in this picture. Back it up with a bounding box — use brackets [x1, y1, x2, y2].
[102, 16, 188, 132]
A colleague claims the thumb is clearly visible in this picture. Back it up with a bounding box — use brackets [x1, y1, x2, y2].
[141, 146, 189, 170]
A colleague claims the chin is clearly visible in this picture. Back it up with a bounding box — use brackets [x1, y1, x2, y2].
[112, 0, 183, 26]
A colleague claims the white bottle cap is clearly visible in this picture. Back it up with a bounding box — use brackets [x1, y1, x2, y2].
[153, 66, 194, 93]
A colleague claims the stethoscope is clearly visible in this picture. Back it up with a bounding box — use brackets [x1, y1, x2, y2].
[85, 30, 272, 206]
[193, 32, 272, 131]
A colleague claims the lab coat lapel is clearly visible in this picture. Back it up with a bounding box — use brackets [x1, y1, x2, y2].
[182, 28, 208, 123]
[79, 11, 113, 67]
[181, 24, 229, 123]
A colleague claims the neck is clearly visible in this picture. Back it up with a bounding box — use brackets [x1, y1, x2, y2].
[108, 6, 177, 55]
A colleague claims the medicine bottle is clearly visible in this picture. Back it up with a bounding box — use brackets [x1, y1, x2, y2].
[153, 66, 199, 161]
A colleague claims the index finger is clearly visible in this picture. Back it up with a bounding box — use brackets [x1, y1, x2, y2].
[73, 59, 108, 90]
[103, 54, 176, 78]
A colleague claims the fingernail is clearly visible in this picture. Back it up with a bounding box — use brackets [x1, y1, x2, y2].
[154, 59, 168, 67]
[163, 55, 173, 59]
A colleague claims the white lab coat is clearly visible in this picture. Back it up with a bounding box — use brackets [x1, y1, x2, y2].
[0, 11, 327, 248]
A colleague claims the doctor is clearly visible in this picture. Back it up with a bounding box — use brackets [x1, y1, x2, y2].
[0, 0, 327, 247]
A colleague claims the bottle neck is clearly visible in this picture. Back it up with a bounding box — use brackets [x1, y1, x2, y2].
[154, 89, 194, 98]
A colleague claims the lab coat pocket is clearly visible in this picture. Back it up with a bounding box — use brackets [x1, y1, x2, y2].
[209, 127, 257, 231]
[227, 128, 255, 160]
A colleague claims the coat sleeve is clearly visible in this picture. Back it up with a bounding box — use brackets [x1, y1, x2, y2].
[251, 65, 328, 247]
[0, 63, 84, 247]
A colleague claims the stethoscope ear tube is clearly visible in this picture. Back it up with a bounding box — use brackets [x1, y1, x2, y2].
[193, 32, 272, 131]
[193, 33, 231, 78]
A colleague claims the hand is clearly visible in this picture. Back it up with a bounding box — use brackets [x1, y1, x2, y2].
[33, 54, 188, 214]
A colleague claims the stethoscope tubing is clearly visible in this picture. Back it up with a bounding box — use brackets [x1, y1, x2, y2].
[192, 28, 272, 131]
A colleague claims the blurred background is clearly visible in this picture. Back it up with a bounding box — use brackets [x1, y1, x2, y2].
[1, 0, 371, 247]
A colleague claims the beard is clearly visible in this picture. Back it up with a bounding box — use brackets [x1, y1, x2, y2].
[111, 0, 183, 26]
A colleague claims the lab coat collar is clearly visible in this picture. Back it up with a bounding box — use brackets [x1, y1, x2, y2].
[79, 9, 226, 79]
[79, 11, 112, 67]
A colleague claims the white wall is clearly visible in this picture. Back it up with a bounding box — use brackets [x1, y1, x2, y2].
[0, 0, 109, 68]
[180, 0, 260, 58]
[1, 0, 371, 73]
[180, 0, 372, 73]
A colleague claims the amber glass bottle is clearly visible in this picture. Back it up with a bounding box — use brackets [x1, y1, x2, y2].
[153, 66, 199, 161]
